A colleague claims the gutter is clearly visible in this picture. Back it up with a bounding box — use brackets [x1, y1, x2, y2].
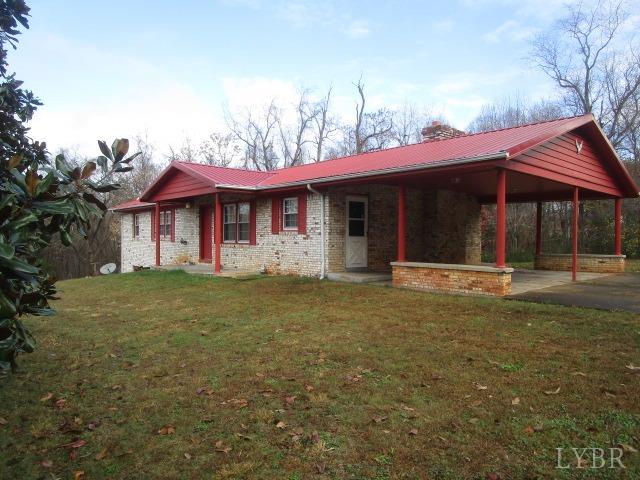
[306, 184, 326, 280]
[214, 151, 508, 191]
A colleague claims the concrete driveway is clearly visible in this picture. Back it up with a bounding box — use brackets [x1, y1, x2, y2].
[509, 272, 640, 312]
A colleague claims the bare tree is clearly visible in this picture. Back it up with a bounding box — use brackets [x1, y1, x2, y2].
[225, 101, 280, 171]
[530, 0, 640, 150]
[278, 89, 317, 167]
[199, 132, 240, 167]
[353, 77, 394, 153]
[166, 137, 199, 163]
[310, 86, 337, 162]
[468, 95, 565, 133]
[392, 103, 438, 145]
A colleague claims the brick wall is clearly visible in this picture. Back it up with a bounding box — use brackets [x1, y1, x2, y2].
[119, 185, 482, 277]
[391, 262, 513, 296]
[326, 186, 481, 273]
[120, 207, 200, 273]
[534, 254, 626, 273]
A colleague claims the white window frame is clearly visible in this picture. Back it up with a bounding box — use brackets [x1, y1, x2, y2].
[282, 197, 298, 231]
[223, 204, 237, 243]
[133, 213, 140, 239]
[237, 202, 250, 244]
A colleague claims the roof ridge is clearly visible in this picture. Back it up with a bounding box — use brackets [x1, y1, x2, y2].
[448, 114, 590, 140]
[176, 160, 276, 175]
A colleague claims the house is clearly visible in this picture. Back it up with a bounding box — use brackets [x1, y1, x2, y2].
[112, 114, 639, 296]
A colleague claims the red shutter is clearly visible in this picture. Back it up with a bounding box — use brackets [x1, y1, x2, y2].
[271, 197, 280, 234]
[150, 211, 155, 241]
[170, 209, 176, 242]
[297, 193, 307, 235]
[250, 200, 257, 245]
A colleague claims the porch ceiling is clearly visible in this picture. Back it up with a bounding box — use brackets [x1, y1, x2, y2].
[367, 168, 618, 204]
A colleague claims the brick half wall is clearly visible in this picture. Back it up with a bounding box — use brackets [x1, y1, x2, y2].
[534, 254, 626, 273]
[391, 262, 513, 296]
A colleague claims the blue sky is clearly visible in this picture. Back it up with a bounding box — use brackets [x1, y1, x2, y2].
[7, 0, 626, 157]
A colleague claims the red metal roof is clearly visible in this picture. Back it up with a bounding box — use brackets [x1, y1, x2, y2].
[175, 162, 275, 186]
[133, 114, 637, 204]
[257, 115, 596, 187]
[110, 198, 155, 212]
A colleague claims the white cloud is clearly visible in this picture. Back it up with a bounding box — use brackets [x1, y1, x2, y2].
[483, 20, 538, 43]
[344, 20, 371, 38]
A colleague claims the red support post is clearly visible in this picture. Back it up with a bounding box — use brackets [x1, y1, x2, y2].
[572, 186, 579, 282]
[614, 198, 623, 256]
[535, 201, 542, 256]
[154, 203, 161, 266]
[495, 169, 506, 268]
[397, 184, 406, 262]
[214, 193, 222, 273]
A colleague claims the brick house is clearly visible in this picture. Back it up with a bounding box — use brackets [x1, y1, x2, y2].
[112, 114, 639, 296]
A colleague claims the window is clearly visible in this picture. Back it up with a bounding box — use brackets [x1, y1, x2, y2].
[133, 214, 140, 239]
[223, 204, 236, 242]
[237, 202, 250, 243]
[159, 210, 172, 240]
[283, 197, 298, 230]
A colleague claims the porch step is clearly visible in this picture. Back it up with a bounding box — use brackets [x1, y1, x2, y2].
[327, 272, 392, 284]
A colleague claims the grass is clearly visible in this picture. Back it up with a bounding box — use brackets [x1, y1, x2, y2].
[1, 271, 639, 479]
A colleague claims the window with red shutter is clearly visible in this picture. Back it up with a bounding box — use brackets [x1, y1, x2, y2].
[297, 193, 307, 234]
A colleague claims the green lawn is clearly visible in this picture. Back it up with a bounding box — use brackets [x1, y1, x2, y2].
[1, 271, 639, 479]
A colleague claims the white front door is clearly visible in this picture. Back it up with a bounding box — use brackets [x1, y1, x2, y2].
[345, 196, 368, 269]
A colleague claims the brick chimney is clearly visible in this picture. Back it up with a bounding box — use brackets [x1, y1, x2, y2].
[421, 121, 466, 142]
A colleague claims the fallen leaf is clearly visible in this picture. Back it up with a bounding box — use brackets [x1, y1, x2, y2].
[544, 387, 561, 395]
[468, 418, 479, 425]
[372, 415, 387, 424]
[470, 400, 483, 407]
[275, 421, 286, 429]
[54, 399, 66, 409]
[214, 440, 232, 454]
[625, 364, 640, 371]
[523, 426, 535, 434]
[409, 428, 418, 435]
[40, 459, 53, 468]
[486, 473, 501, 480]
[310, 431, 320, 443]
[0, 417, 7, 425]
[237, 433, 253, 441]
[184, 452, 192, 460]
[74, 471, 85, 480]
[511, 397, 520, 406]
[86, 420, 100, 431]
[40, 392, 54, 402]
[95, 448, 108, 460]
[305, 385, 314, 392]
[200, 331, 208, 336]
[570, 371, 587, 377]
[474, 383, 488, 390]
[157, 425, 176, 435]
[619, 443, 638, 453]
[284, 396, 296, 406]
[60, 439, 87, 449]
[315, 463, 326, 474]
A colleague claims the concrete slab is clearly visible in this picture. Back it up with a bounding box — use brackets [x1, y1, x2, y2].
[327, 272, 392, 284]
[509, 269, 609, 295]
[509, 272, 640, 312]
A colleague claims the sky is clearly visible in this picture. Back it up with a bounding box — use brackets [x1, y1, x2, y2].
[6, 0, 628, 159]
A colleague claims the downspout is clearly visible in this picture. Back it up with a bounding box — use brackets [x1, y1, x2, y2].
[307, 184, 325, 279]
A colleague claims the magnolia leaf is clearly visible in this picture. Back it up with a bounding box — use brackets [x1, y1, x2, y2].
[81, 161, 96, 179]
[8, 154, 22, 169]
[113, 138, 129, 162]
[98, 140, 113, 160]
[25, 169, 39, 196]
